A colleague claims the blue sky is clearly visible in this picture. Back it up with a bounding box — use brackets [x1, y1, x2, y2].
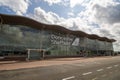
[0, 0, 120, 51]
[0, 0, 86, 18]
[27, 0, 86, 18]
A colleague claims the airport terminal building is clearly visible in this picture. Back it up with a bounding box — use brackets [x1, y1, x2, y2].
[0, 14, 116, 60]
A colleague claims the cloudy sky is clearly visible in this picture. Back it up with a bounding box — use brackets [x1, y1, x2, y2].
[0, 0, 120, 51]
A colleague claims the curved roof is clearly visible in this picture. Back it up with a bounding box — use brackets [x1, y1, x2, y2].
[0, 13, 116, 42]
[87, 34, 100, 39]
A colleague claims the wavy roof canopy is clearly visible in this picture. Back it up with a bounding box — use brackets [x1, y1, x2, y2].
[87, 34, 100, 39]
[0, 14, 116, 42]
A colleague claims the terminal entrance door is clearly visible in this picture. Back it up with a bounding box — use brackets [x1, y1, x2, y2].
[27, 49, 44, 60]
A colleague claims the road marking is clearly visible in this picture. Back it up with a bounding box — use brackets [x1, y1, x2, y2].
[114, 64, 119, 67]
[62, 76, 75, 80]
[97, 69, 103, 72]
[101, 74, 107, 77]
[92, 77, 98, 80]
[107, 66, 112, 69]
[82, 72, 92, 76]
[93, 62, 101, 64]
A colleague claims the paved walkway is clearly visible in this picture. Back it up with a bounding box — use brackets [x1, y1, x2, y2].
[0, 56, 117, 71]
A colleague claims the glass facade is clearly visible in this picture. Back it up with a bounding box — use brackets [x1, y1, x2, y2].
[0, 24, 80, 57]
[0, 24, 114, 59]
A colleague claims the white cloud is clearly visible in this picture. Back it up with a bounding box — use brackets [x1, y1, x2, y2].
[67, 12, 74, 17]
[32, 7, 64, 24]
[16, 11, 23, 15]
[70, 0, 84, 8]
[0, 0, 30, 15]
[44, 0, 61, 5]
[31, 7, 92, 34]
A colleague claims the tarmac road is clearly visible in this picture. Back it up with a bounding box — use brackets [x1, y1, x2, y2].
[0, 56, 120, 80]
